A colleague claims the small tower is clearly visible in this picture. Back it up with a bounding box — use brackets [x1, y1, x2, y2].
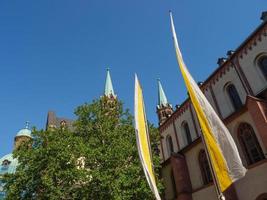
[14, 122, 32, 150]
[156, 79, 173, 125]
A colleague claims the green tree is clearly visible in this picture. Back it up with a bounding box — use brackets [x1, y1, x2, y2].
[4, 98, 163, 200]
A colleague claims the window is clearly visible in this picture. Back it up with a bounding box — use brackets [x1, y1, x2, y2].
[258, 56, 267, 79]
[182, 122, 192, 145]
[238, 123, 265, 165]
[226, 84, 242, 110]
[1, 160, 11, 172]
[166, 135, 174, 156]
[256, 193, 267, 200]
[199, 149, 213, 185]
[60, 120, 67, 129]
[2, 160, 11, 167]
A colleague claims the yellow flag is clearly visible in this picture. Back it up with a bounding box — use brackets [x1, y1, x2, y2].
[134, 74, 161, 200]
[169, 12, 246, 192]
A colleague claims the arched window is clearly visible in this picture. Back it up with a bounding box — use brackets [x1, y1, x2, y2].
[258, 56, 267, 79]
[199, 149, 213, 185]
[182, 122, 192, 145]
[238, 123, 264, 165]
[226, 84, 242, 110]
[256, 193, 267, 200]
[2, 160, 11, 167]
[166, 135, 174, 156]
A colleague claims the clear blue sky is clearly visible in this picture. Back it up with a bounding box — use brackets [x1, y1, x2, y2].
[0, 0, 266, 157]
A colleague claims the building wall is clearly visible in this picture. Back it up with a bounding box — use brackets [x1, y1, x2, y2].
[161, 124, 177, 160]
[239, 36, 267, 95]
[192, 185, 216, 200]
[235, 161, 267, 200]
[211, 65, 247, 118]
[161, 163, 176, 200]
[14, 136, 30, 150]
[159, 19, 267, 200]
[202, 87, 218, 115]
[184, 142, 204, 190]
[173, 107, 198, 150]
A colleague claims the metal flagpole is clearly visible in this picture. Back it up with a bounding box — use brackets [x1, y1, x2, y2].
[199, 130, 225, 200]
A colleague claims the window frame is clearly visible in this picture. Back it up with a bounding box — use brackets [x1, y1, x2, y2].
[256, 193, 267, 200]
[225, 83, 243, 111]
[238, 122, 265, 165]
[257, 55, 267, 80]
[198, 149, 213, 185]
[166, 135, 174, 156]
[182, 121, 192, 145]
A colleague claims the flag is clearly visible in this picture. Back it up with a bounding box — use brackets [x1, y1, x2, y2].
[134, 75, 161, 200]
[169, 12, 247, 192]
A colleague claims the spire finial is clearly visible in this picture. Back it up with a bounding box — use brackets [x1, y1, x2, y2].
[25, 121, 30, 129]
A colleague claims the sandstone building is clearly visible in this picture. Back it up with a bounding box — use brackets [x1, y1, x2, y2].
[157, 12, 267, 200]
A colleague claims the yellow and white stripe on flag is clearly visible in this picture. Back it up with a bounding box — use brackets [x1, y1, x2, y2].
[134, 75, 161, 200]
[169, 12, 246, 192]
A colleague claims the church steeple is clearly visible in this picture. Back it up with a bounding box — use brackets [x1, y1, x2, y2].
[156, 79, 173, 125]
[158, 79, 168, 107]
[101, 69, 117, 112]
[104, 68, 116, 98]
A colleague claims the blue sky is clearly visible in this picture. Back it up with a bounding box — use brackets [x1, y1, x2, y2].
[0, 0, 266, 156]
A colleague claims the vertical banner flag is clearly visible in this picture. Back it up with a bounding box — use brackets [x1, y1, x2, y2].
[169, 12, 246, 192]
[134, 75, 161, 200]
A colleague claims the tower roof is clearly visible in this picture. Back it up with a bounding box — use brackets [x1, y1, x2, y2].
[104, 68, 115, 97]
[157, 79, 169, 107]
[16, 122, 32, 138]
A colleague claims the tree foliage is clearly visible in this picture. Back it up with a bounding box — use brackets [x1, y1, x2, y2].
[4, 98, 163, 199]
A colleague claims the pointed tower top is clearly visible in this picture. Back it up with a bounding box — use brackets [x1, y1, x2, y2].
[157, 79, 168, 107]
[104, 68, 115, 97]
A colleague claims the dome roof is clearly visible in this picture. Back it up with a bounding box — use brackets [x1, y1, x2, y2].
[16, 128, 32, 138]
[0, 153, 18, 175]
[16, 122, 32, 138]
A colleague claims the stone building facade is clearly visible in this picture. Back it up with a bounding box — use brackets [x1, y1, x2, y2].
[157, 12, 267, 200]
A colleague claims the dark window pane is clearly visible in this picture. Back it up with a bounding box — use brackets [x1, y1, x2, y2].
[199, 150, 213, 185]
[259, 56, 267, 78]
[184, 123, 192, 144]
[227, 84, 242, 110]
[238, 123, 264, 165]
[167, 136, 174, 156]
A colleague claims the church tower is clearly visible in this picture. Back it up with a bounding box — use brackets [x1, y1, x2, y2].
[156, 79, 173, 125]
[14, 122, 32, 150]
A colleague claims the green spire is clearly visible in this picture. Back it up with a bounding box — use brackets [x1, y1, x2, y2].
[104, 68, 115, 97]
[157, 79, 168, 107]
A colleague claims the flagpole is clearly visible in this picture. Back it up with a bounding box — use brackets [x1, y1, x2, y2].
[168, 11, 226, 200]
[199, 128, 226, 200]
